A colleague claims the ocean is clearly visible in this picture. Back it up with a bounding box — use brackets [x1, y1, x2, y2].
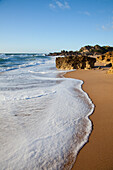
[0, 54, 94, 170]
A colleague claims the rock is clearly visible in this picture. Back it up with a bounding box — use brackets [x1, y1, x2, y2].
[47, 50, 79, 57]
[56, 55, 96, 70]
[97, 66, 102, 70]
[97, 51, 113, 65]
[79, 45, 113, 55]
[107, 67, 113, 74]
[47, 45, 113, 57]
[106, 63, 112, 67]
[79, 45, 105, 55]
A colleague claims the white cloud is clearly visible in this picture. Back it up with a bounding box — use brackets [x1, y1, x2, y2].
[78, 11, 90, 16]
[49, 3, 56, 9]
[64, 1, 70, 9]
[49, 1, 70, 10]
[84, 11, 90, 16]
[102, 25, 106, 30]
[56, 1, 64, 8]
[102, 25, 113, 31]
[56, 1, 70, 9]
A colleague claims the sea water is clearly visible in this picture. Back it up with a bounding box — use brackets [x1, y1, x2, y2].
[0, 54, 94, 170]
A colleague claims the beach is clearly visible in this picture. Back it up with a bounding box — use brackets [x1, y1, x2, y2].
[64, 67, 113, 170]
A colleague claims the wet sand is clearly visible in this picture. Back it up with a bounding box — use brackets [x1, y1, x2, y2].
[64, 67, 113, 170]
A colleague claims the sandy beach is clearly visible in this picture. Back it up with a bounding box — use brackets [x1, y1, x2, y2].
[64, 66, 113, 170]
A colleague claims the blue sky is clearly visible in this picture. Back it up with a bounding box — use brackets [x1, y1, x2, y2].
[0, 0, 113, 53]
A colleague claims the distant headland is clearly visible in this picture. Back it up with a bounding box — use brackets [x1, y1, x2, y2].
[48, 45, 113, 57]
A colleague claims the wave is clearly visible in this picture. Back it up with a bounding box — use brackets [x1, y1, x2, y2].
[0, 54, 94, 170]
[0, 54, 51, 73]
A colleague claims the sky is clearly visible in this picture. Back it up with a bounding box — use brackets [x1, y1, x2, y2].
[0, 0, 113, 53]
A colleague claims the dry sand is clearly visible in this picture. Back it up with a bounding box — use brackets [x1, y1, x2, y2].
[64, 67, 113, 170]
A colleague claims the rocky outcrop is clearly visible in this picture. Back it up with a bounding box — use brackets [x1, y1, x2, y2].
[79, 45, 113, 55]
[96, 51, 113, 74]
[97, 51, 113, 63]
[48, 45, 113, 57]
[48, 50, 79, 57]
[108, 67, 113, 74]
[56, 55, 96, 70]
[48, 45, 113, 71]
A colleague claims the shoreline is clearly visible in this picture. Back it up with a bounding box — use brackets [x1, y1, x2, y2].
[64, 68, 113, 170]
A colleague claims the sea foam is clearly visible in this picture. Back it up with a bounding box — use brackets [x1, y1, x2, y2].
[0, 55, 94, 169]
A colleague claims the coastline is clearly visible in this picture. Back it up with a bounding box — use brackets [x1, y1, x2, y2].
[64, 68, 113, 170]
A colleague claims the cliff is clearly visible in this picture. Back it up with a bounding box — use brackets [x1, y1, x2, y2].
[56, 55, 96, 70]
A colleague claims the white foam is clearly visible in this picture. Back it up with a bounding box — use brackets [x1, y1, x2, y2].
[0, 55, 94, 169]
